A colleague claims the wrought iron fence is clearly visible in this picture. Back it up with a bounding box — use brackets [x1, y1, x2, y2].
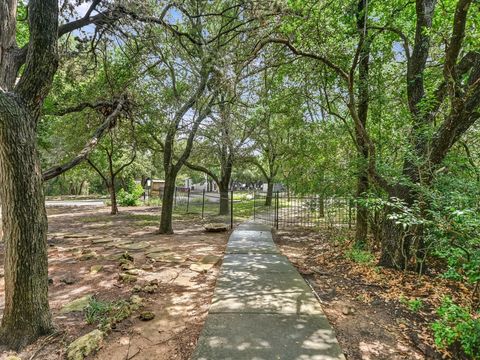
[252, 192, 355, 229]
[167, 188, 355, 230]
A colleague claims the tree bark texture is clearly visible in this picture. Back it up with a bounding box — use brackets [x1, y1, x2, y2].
[0, 94, 53, 349]
[354, 0, 370, 247]
[219, 186, 230, 216]
[218, 155, 233, 216]
[159, 172, 176, 234]
[265, 179, 273, 206]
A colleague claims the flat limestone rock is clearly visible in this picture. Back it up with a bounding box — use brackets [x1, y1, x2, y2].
[115, 241, 150, 250]
[91, 238, 112, 244]
[64, 234, 88, 239]
[67, 329, 104, 360]
[200, 255, 221, 264]
[146, 252, 186, 263]
[204, 223, 229, 232]
[190, 263, 214, 272]
[61, 295, 92, 314]
[190, 255, 222, 273]
[78, 250, 98, 261]
[104, 252, 126, 261]
[145, 247, 171, 255]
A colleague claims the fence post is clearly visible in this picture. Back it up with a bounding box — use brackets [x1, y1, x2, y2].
[230, 190, 234, 229]
[253, 191, 256, 221]
[275, 191, 279, 230]
[202, 189, 205, 219]
[186, 188, 190, 213]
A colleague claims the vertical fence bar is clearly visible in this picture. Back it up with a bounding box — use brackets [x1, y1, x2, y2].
[275, 191, 279, 230]
[202, 189, 205, 219]
[186, 188, 190, 213]
[230, 190, 234, 229]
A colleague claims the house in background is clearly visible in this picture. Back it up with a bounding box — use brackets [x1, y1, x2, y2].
[149, 179, 165, 197]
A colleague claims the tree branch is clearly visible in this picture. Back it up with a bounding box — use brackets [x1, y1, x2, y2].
[87, 158, 108, 184]
[15, 0, 59, 114]
[249, 38, 349, 81]
[42, 95, 127, 181]
[184, 161, 220, 185]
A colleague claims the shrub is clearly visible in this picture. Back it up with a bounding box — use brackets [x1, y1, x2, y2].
[432, 297, 480, 359]
[117, 179, 144, 206]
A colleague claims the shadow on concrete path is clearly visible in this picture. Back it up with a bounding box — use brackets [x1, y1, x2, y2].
[191, 221, 346, 360]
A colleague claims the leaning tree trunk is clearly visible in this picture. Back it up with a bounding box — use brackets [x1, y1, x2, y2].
[159, 172, 176, 234]
[0, 96, 53, 349]
[265, 179, 273, 206]
[353, 0, 370, 248]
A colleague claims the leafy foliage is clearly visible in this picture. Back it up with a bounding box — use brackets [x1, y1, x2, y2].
[117, 179, 144, 207]
[432, 297, 480, 359]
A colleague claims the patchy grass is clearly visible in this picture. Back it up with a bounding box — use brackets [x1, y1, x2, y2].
[344, 248, 376, 266]
[80, 216, 108, 223]
[84, 296, 135, 332]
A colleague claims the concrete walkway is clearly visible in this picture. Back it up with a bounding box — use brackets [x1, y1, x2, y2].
[191, 222, 345, 360]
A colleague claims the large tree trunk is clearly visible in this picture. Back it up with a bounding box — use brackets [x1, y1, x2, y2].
[0, 95, 53, 349]
[218, 160, 232, 216]
[108, 182, 118, 215]
[378, 183, 415, 270]
[159, 172, 176, 234]
[219, 185, 229, 216]
[354, 0, 370, 247]
[378, 217, 410, 270]
[265, 180, 273, 206]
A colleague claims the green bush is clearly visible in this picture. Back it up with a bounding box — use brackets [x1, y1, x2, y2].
[432, 297, 480, 359]
[117, 179, 144, 206]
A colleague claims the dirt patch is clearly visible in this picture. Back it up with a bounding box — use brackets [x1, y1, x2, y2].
[274, 227, 473, 360]
[0, 206, 228, 360]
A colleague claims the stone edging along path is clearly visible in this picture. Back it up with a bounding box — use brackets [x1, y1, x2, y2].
[191, 222, 346, 360]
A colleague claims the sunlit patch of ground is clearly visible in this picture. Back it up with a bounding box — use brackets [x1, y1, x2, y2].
[0, 205, 228, 360]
